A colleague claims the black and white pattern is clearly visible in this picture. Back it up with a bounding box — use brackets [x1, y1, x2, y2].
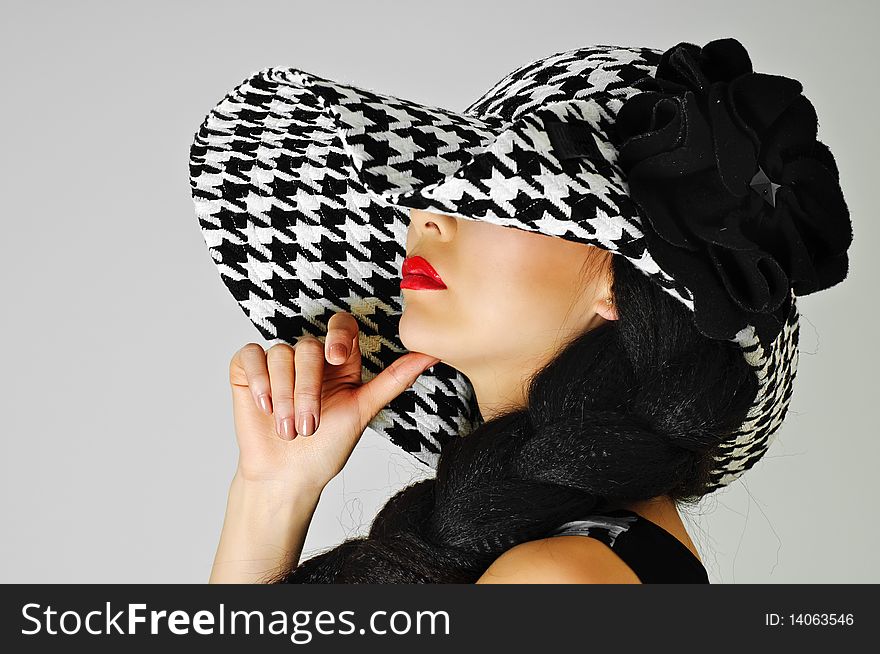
[189, 44, 799, 494]
[548, 513, 639, 547]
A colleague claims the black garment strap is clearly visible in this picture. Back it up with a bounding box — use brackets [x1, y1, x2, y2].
[600, 509, 709, 584]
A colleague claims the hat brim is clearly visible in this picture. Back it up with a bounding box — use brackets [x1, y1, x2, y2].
[189, 66, 510, 465]
[189, 53, 800, 491]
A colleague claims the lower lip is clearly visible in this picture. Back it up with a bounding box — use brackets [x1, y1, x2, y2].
[400, 274, 447, 290]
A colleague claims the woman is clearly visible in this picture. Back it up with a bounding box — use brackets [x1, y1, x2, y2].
[191, 38, 851, 583]
[210, 206, 747, 583]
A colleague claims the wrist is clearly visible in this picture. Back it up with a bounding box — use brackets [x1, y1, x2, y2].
[228, 471, 324, 515]
[210, 472, 323, 584]
[230, 468, 325, 502]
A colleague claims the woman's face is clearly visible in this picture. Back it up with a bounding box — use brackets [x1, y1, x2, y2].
[400, 208, 616, 413]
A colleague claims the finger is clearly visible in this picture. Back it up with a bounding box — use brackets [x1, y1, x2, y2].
[325, 311, 359, 365]
[357, 352, 440, 424]
[293, 336, 325, 437]
[231, 343, 273, 416]
[266, 343, 297, 440]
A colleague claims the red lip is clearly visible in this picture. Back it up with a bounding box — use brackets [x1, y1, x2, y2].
[401, 255, 447, 290]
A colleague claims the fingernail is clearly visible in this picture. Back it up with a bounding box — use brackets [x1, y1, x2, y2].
[329, 343, 347, 363]
[257, 393, 272, 414]
[299, 413, 315, 437]
[280, 417, 294, 440]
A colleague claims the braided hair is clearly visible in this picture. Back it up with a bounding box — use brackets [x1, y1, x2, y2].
[264, 254, 759, 583]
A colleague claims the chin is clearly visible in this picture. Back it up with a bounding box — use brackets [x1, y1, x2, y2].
[399, 306, 446, 361]
[399, 307, 425, 353]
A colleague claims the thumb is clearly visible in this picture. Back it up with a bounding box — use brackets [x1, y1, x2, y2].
[357, 352, 441, 420]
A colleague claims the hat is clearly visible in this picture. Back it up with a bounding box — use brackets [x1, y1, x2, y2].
[189, 37, 852, 493]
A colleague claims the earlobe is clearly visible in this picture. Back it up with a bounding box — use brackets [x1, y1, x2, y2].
[596, 297, 618, 321]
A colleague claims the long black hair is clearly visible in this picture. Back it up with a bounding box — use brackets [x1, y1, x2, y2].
[265, 254, 759, 583]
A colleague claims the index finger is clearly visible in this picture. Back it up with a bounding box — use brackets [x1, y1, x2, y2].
[325, 311, 359, 365]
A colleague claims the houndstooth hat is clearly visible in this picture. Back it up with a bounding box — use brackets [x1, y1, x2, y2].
[189, 37, 851, 493]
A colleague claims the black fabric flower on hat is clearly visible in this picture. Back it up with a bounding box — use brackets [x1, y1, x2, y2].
[614, 37, 852, 343]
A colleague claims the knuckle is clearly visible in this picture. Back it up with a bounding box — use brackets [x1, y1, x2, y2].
[295, 338, 325, 361]
[271, 397, 294, 417]
[269, 373, 294, 395]
[355, 384, 378, 426]
[266, 343, 294, 362]
[231, 342, 262, 366]
[267, 364, 294, 393]
[249, 376, 271, 396]
[293, 388, 322, 403]
[267, 341, 295, 355]
[230, 344, 268, 386]
[386, 363, 406, 388]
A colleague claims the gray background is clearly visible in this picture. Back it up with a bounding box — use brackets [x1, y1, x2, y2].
[1, 0, 876, 583]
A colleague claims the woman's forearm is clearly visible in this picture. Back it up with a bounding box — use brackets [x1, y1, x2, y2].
[209, 472, 323, 583]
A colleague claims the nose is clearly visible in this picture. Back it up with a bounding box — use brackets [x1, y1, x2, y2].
[409, 209, 457, 242]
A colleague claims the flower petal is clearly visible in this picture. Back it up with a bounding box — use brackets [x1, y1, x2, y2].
[729, 72, 804, 140]
[689, 205, 761, 251]
[708, 243, 790, 314]
[702, 38, 754, 81]
[708, 80, 759, 196]
[657, 41, 710, 92]
[749, 198, 818, 293]
[781, 156, 852, 255]
[758, 93, 818, 178]
[775, 181, 852, 294]
[616, 93, 685, 163]
[628, 183, 694, 249]
[622, 93, 716, 178]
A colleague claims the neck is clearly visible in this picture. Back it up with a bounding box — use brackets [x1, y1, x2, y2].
[459, 351, 547, 421]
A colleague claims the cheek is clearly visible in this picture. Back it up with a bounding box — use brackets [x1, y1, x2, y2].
[511, 243, 595, 327]
[456, 259, 580, 344]
[402, 221, 596, 359]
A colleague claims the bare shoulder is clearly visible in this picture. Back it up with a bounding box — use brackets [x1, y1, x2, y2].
[475, 535, 642, 584]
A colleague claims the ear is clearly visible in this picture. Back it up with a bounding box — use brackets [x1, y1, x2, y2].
[595, 297, 618, 322]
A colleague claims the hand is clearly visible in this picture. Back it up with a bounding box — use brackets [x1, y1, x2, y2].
[227, 311, 440, 495]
